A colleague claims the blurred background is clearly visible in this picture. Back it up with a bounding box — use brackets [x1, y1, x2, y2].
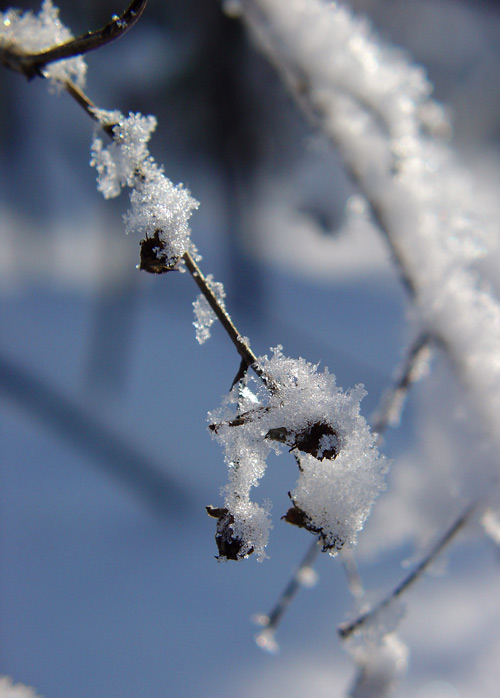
[1, 1, 500, 696]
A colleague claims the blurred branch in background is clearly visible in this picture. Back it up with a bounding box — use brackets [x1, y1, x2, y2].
[338, 502, 477, 640]
[0, 353, 190, 517]
[253, 329, 434, 649]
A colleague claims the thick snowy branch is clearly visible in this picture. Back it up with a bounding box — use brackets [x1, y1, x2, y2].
[237, 0, 500, 507]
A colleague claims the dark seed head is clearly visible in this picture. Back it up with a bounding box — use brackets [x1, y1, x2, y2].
[139, 230, 179, 274]
[206, 505, 254, 561]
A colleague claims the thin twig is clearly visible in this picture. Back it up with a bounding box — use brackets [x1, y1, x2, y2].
[63, 80, 116, 136]
[338, 502, 476, 639]
[340, 547, 364, 599]
[183, 251, 275, 389]
[53, 79, 273, 391]
[231, 358, 250, 390]
[3, 19, 273, 394]
[255, 537, 322, 647]
[371, 332, 434, 439]
[0, 0, 148, 81]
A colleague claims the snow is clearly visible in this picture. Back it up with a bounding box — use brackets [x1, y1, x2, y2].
[90, 111, 200, 266]
[209, 346, 387, 560]
[347, 632, 408, 698]
[0, 677, 40, 698]
[0, 0, 86, 90]
[192, 274, 226, 344]
[91, 112, 158, 199]
[240, 0, 500, 529]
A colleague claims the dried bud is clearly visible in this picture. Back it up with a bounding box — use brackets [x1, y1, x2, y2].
[282, 494, 344, 553]
[266, 421, 340, 460]
[265, 426, 289, 443]
[138, 229, 179, 274]
[206, 505, 254, 561]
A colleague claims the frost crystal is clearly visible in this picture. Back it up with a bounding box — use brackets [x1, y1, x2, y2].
[91, 113, 158, 198]
[209, 347, 387, 560]
[90, 112, 199, 265]
[193, 275, 226, 344]
[0, 0, 87, 90]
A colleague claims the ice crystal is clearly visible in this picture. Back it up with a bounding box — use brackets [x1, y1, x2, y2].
[91, 113, 158, 199]
[193, 275, 226, 344]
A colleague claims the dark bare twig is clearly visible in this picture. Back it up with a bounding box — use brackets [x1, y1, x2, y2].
[1, 0, 276, 396]
[64, 80, 117, 136]
[45, 36, 270, 392]
[0, 0, 148, 81]
[338, 502, 476, 639]
[3, 10, 272, 395]
[1, 0, 272, 512]
[1, 5, 274, 394]
[231, 358, 251, 390]
[182, 251, 276, 390]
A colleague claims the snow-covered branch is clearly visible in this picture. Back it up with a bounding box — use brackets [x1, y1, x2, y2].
[0, 0, 146, 82]
[1, 0, 389, 565]
[237, 0, 500, 508]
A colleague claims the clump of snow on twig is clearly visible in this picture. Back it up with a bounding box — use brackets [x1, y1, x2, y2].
[90, 110, 200, 266]
[0, 0, 86, 90]
[209, 346, 387, 561]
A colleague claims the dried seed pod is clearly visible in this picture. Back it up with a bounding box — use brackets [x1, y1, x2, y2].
[138, 229, 179, 273]
[265, 426, 289, 443]
[266, 420, 340, 460]
[282, 494, 345, 553]
[206, 505, 254, 561]
[295, 421, 340, 460]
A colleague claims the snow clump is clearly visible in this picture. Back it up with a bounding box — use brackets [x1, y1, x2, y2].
[90, 110, 200, 267]
[208, 346, 387, 561]
[0, 0, 86, 90]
